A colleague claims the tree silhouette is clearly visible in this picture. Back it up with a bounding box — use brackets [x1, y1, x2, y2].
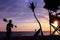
[28, 2, 43, 36]
[44, 0, 60, 34]
[44, 0, 60, 12]
[44, 1, 60, 40]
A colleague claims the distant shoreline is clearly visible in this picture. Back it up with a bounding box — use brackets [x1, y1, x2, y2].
[0, 31, 52, 37]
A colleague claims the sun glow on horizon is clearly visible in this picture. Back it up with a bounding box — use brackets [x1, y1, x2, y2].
[53, 20, 58, 27]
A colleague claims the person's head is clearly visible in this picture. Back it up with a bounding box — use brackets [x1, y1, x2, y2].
[9, 20, 12, 24]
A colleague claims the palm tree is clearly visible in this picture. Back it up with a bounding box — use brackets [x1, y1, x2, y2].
[44, 0, 60, 35]
[28, 2, 43, 36]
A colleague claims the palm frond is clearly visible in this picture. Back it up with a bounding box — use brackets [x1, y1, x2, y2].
[29, 2, 36, 11]
[44, 0, 60, 11]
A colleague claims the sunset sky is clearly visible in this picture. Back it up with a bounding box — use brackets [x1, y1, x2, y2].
[0, 0, 51, 32]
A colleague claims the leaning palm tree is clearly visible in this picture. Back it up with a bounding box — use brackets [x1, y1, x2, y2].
[28, 2, 43, 36]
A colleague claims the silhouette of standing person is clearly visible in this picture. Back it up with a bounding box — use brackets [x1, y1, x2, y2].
[6, 20, 13, 40]
[3, 18, 17, 40]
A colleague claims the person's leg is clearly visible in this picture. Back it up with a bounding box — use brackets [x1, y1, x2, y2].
[8, 30, 11, 40]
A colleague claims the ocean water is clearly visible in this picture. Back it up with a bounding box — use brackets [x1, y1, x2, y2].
[0, 31, 50, 37]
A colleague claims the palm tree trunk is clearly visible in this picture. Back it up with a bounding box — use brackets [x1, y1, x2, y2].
[33, 11, 43, 36]
[48, 10, 52, 35]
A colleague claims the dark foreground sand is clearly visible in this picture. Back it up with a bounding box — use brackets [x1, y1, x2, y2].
[0, 35, 60, 40]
